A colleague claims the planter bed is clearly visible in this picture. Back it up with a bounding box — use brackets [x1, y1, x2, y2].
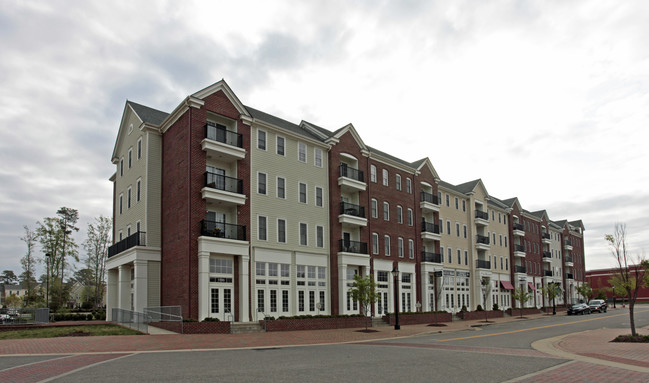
[506, 308, 542, 316]
[457, 310, 504, 320]
[383, 312, 452, 325]
[150, 321, 231, 334]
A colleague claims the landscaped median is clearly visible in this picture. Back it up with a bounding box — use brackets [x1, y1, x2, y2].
[261, 315, 368, 332]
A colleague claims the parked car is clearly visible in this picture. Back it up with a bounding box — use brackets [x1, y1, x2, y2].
[588, 299, 608, 313]
[567, 303, 591, 315]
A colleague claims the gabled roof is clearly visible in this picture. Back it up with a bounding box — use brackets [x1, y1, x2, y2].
[368, 145, 416, 169]
[569, 220, 585, 230]
[529, 210, 549, 222]
[487, 196, 509, 210]
[553, 219, 568, 228]
[127, 101, 169, 125]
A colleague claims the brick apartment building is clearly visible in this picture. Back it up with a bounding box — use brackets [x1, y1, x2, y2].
[106, 80, 586, 322]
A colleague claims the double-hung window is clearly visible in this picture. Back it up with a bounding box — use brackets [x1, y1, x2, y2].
[299, 183, 307, 203]
[258, 130, 266, 150]
[258, 173, 267, 195]
[298, 142, 307, 163]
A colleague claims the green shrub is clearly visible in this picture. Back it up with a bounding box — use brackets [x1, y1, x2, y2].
[202, 317, 220, 322]
[492, 303, 499, 311]
[476, 305, 484, 312]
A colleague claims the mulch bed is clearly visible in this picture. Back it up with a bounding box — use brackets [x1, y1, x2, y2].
[427, 323, 448, 327]
[611, 335, 649, 343]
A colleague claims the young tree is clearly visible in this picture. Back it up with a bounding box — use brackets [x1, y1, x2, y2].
[5, 294, 22, 310]
[541, 283, 561, 315]
[0, 270, 18, 285]
[512, 287, 533, 318]
[349, 274, 378, 331]
[20, 225, 39, 306]
[83, 216, 111, 308]
[56, 207, 80, 285]
[575, 283, 593, 304]
[605, 223, 647, 337]
[480, 276, 492, 322]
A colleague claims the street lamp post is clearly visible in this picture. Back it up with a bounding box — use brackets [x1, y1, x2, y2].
[392, 266, 400, 330]
[45, 253, 51, 310]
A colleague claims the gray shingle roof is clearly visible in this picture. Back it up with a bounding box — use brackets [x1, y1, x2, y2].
[127, 101, 169, 125]
[454, 179, 481, 194]
[245, 106, 325, 142]
[367, 146, 416, 168]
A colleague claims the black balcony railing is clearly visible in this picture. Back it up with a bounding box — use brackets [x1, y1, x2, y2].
[340, 202, 365, 218]
[339, 239, 368, 254]
[205, 123, 243, 148]
[422, 252, 442, 263]
[420, 191, 439, 205]
[565, 240, 573, 246]
[475, 210, 489, 220]
[567, 273, 574, 279]
[201, 220, 246, 241]
[543, 251, 552, 258]
[476, 235, 490, 245]
[544, 270, 553, 277]
[204, 172, 243, 194]
[513, 223, 524, 231]
[565, 256, 573, 263]
[476, 259, 491, 269]
[514, 244, 525, 252]
[339, 164, 364, 183]
[542, 232, 551, 240]
[515, 265, 526, 273]
[108, 231, 146, 258]
[421, 221, 441, 234]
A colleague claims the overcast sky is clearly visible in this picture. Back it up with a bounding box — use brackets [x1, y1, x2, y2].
[1, 0, 648, 278]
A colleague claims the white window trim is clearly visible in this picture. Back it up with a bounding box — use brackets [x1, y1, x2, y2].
[258, 215, 268, 241]
[257, 172, 267, 195]
[136, 178, 142, 202]
[277, 218, 286, 243]
[370, 165, 377, 183]
[137, 137, 142, 160]
[298, 182, 307, 204]
[383, 202, 390, 221]
[316, 225, 324, 248]
[298, 142, 307, 163]
[276, 135, 285, 156]
[371, 199, 378, 218]
[314, 148, 323, 168]
[276, 176, 286, 199]
[315, 186, 324, 207]
[372, 233, 379, 254]
[384, 235, 391, 256]
[257, 129, 267, 150]
[299, 222, 308, 246]
[382, 169, 389, 186]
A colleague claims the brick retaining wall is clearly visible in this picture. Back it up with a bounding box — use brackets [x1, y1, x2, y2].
[457, 310, 505, 320]
[150, 321, 231, 334]
[383, 312, 452, 325]
[262, 316, 369, 332]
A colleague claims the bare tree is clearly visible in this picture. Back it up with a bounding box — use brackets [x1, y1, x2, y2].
[605, 223, 647, 337]
[20, 225, 40, 306]
[83, 216, 112, 308]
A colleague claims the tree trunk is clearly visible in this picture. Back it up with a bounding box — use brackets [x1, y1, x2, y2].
[628, 293, 636, 337]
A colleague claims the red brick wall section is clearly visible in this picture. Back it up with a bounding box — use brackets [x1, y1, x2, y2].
[262, 316, 370, 332]
[383, 312, 452, 325]
[161, 111, 192, 317]
[327, 131, 369, 315]
[151, 321, 231, 334]
[161, 90, 251, 320]
[506, 307, 542, 316]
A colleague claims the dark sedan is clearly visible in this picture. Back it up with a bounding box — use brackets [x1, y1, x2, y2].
[588, 299, 608, 313]
[567, 303, 591, 315]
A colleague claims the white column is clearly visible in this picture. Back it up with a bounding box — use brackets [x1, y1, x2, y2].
[239, 254, 250, 322]
[106, 268, 118, 321]
[133, 260, 148, 313]
[422, 273, 431, 312]
[338, 263, 347, 314]
[198, 251, 210, 321]
[118, 265, 131, 311]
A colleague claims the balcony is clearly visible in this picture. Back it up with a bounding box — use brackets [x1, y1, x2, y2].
[200, 220, 246, 241]
[108, 231, 146, 258]
[514, 244, 526, 258]
[564, 240, 573, 251]
[202, 172, 246, 206]
[544, 270, 553, 277]
[339, 202, 367, 227]
[543, 251, 552, 262]
[565, 256, 573, 267]
[566, 273, 574, 280]
[420, 191, 440, 213]
[338, 164, 366, 192]
[199, 220, 249, 257]
[338, 239, 368, 255]
[476, 234, 490, 250]
[422, 251, 442, 264]
[476, 259, 491, 269]
[513, 223, 525, 237]
[475, 210, 489, 226]
[542, 232, 551, 244]
[201, 123, 245, 162]
[421, 221, 441, 242]
[515, 265, 527, 274]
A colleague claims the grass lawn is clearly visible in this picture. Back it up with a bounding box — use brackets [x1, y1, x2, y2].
[0, 325, 143, 340]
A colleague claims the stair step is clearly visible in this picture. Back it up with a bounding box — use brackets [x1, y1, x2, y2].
[230, 322, 265, 334]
